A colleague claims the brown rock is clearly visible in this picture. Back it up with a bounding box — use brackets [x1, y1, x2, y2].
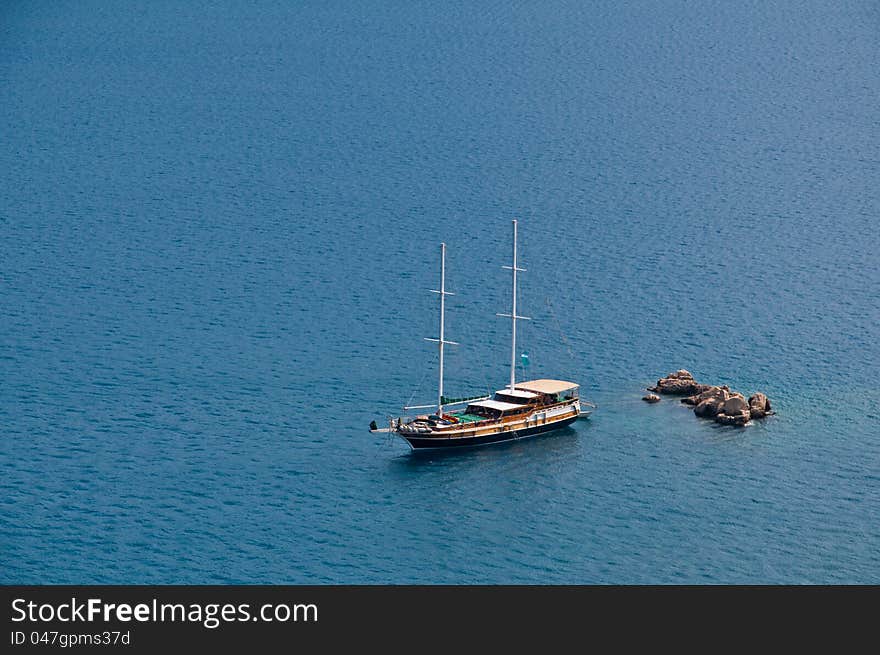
[682, 385, 731, 406]
[653, 377, 709, 396]
[715, 409, 751, 427]
[650, 369, 718, 396]
[694, 397, 722, 418]
[714, 394, 752, 427]
[719, 395, 749, 415]
[642, 394, 661, 404]
[749, 392, 770, 410]
[748, 392, 771, 419]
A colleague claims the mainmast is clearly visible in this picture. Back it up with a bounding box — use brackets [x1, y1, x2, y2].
[425, 243, 457, 414]
[498, 219, 530, 391]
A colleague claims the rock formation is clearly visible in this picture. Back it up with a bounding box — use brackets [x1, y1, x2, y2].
[648, 370, 773, 427]
[647, 369, 710, 396]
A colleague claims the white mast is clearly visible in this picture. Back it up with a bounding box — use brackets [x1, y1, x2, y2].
[425, 243, 457, 414]
[497, 219, 530, 391]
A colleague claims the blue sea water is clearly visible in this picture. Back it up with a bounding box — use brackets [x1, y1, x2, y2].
[1, 1, 879, 583]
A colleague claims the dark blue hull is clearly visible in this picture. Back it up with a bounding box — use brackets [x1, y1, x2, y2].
[399, 415, 579, 450]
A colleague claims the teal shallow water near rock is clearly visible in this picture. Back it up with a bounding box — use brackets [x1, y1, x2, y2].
[1, 1, 878, 583]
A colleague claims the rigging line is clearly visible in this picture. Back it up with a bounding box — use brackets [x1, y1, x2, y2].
[544, 297, 577, 361]
[404, 349, 436, 411]
[464, 313, 493, 399]
[474, 328, 493, 398]
[452, 281, 493, 399]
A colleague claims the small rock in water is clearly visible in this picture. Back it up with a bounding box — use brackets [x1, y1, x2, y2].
[714, 396, 750, 426]
[648, 370, 708, 396]
[715, 409, 751, 427]
[643, 393, 661, 403]
[748, 393, 771, 419]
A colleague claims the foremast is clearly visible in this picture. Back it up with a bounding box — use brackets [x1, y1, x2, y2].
[425, 243, 458, 414]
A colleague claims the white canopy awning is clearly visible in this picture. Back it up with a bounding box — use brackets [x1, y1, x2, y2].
[515, 379, 579, 395]
[495, 389, 539, 399]
[469, 399, 523, 412]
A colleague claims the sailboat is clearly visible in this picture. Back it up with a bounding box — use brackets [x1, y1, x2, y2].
[373, 220, 592, 451]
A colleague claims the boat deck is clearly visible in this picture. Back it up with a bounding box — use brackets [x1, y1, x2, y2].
[447, 412, 485, 424]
